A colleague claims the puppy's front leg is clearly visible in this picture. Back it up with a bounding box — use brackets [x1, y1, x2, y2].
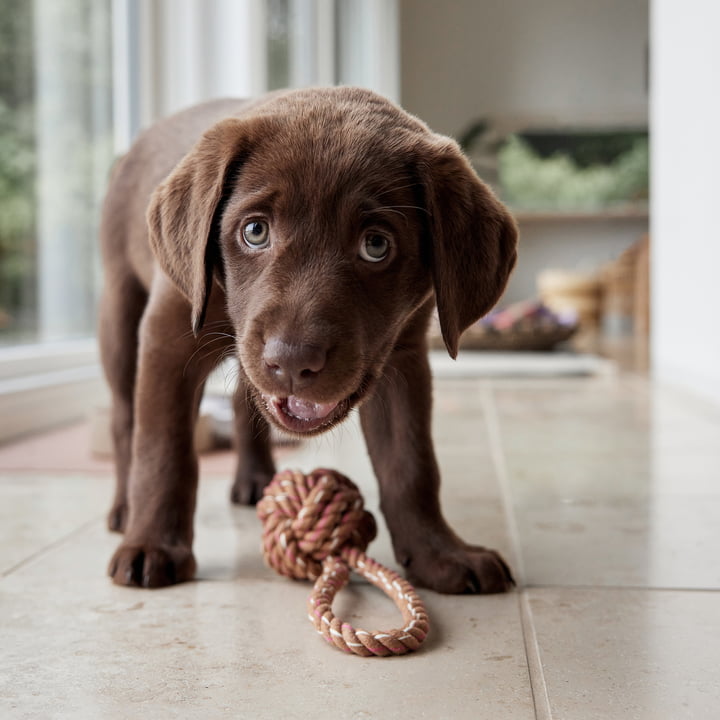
[108, 280, 231, 588]
[230, 381, 275, 505]
[360, 346, 514, 594]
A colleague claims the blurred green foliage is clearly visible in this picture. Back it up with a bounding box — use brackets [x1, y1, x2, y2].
[0, 0, 114, 342]
[498, 133, 649, 212]
[0, 0, 37, 332]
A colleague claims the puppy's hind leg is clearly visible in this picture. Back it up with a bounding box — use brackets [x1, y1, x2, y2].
[230, 378, 275, 505]
[98, 272, 148, 533]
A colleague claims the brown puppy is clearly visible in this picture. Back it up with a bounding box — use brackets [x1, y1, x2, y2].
[99, 87, 517, 594]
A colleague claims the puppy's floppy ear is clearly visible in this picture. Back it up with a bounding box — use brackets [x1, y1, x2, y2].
[418, 136, 518, 358]
[147, 118, 254, 335]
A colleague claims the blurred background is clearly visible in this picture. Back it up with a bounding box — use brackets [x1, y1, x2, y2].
[0, 0, 717, 442]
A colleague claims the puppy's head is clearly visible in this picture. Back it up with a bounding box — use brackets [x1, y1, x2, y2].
[148, 88, 517, 435]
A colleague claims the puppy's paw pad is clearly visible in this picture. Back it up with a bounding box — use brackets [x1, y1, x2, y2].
[108, 543, 196, 588]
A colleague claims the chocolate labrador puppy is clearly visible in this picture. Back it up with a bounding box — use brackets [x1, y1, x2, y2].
[100, 87, 517, 594]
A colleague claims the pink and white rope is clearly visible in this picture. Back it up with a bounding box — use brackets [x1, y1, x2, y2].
[257, 468, 430, 657]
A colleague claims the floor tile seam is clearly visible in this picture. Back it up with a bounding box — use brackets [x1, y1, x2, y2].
[0, 515, 102, 579]
[480, 384, 527, 585]
[518, 589, 553, 720]
[481, 387, 551, 716]
[0, 471, 111, 478]
[525, 582, 720, 594]
[0, 469, 114, 479]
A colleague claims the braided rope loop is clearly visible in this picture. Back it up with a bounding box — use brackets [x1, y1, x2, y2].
[257, 468, 430, 657]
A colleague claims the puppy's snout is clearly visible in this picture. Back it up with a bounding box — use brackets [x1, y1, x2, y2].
[263, 336, 327, 392]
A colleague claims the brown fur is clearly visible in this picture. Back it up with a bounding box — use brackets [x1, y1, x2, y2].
[100, 87, 517, 593]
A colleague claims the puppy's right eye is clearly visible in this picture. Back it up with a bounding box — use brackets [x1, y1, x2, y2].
[241, 220, 270, 249]
[359, 233, 391, 263]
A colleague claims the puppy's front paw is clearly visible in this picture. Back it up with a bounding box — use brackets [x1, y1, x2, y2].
[230, 468, 273, 505]
[107, 503, 128, 533]
[108, 542, 196, 588]
[405, 542, 514, 595]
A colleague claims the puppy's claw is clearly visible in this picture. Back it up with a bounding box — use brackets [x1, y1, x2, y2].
[499, 556, 516, 588]
[465, 574, 481, 594]
[107, 504, 128, 533]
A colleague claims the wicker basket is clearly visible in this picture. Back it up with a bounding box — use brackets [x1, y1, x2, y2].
[428, 301, 578, 352]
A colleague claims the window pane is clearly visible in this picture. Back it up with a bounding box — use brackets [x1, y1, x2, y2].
[267, 0, 291, 90]
[0, 0, 113, 346]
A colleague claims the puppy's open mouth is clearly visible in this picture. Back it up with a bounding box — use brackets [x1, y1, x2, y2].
[262, 394, 348, 434]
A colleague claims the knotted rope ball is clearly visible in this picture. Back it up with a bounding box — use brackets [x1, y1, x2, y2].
[257, 468, 430, 657]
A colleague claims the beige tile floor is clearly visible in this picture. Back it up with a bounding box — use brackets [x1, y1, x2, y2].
[1, 372, 719, 719]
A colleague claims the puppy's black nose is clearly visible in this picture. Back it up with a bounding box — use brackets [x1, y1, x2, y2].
[263, 337, 327, 390]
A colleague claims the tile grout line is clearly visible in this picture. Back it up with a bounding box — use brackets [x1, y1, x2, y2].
[527, 582, 720, 594]
[519, 590, 553, 720]
[0, 515, 102, 579]
[480, 383, 526, 586]
[481, 383, 552, 720]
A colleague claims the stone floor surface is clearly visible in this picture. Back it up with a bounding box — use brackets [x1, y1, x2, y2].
[1, 371, 719, 719]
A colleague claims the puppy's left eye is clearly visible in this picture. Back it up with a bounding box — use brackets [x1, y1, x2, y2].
[242, 220, 270, 249]
[359, 233, 390, 263]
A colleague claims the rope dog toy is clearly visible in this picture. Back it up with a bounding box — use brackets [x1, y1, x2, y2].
[257, 468, 430, 657]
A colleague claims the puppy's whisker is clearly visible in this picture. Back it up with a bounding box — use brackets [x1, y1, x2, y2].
[178, 319, 232, 341]
[362, 204, 429, 218]
[375, 181, 419, 198]
[223, 365, 241, 396]
[182, 334, 234, 376]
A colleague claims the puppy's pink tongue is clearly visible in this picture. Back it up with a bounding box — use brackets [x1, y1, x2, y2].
[286, 396, 338, 420]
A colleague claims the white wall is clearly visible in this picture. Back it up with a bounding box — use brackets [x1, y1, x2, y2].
[651, 0, 720, 405]
[400, 0, 648, 137]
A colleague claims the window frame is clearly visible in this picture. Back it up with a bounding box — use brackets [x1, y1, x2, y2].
[0, 0, 401, 443]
